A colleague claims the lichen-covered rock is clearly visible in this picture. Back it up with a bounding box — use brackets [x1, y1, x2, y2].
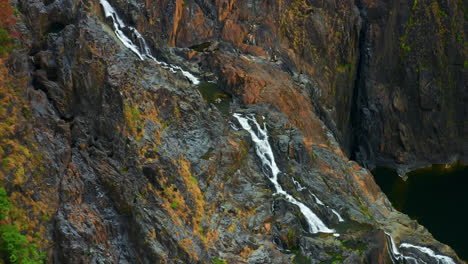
[0, 0, 465, 263]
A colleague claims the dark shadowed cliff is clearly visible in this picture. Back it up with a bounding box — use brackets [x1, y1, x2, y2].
[0, 0, 466, 263]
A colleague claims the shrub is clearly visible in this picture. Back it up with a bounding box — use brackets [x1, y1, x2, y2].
[0, 187, 11, 220]
[0, 28, 12, 55]
[0, 0, 17, 56]
[0, 224, 45, 263]
[212, 258, 226, 264]
[170, 201, 179, 210]
[0, 188, 45, 263]
[0, 0, 16, 29]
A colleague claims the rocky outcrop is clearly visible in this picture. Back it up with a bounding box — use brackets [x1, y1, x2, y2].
[0, 0, 465, 263]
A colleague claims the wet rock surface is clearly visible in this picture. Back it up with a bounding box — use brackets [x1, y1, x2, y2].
[0, 0, 465, 263]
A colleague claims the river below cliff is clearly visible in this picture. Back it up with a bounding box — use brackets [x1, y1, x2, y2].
[371, 163, 468, 261]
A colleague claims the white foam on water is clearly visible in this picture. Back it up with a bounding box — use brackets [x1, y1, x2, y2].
[385, 232, 455, 264]
[170, 65, 200, 85]
[100, 0, 144, 59]
[331, 209, 344, 222]
[385, 232, 419, 264]
[310, 192, 325, 206]
[233, 113, 334, 234]
[99, 0, 200, 84]
[292, 177, 306, 191]
[400, 243, 456, 264]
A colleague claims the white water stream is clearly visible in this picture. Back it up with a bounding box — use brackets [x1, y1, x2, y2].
[233, 113, 335, 234]
[385, 232, 456, 264]
[99, 2, 457, 260]
[99, 0, 200, 84]
[233, 113, 457, 262]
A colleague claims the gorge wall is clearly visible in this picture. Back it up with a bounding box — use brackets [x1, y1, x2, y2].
[351, 0, 468, 172]
[0, 0, 466, 263]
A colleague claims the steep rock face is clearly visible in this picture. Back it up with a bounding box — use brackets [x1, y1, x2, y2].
[110, 0, 362, 150]
[0, 0, 465, 263]
[351, 0, 468, 172]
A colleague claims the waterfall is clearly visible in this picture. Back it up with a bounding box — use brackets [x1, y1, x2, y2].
[233, 113, 335, 234]
[385, 232, 455, 264]
[331, 209, 344, 222]
[400, 244, 456, 264]
[99, 0, 200, 84]
[385, 232, 419, 263]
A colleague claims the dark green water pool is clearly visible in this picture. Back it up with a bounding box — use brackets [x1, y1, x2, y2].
[371, 163, 468, 260]
[197, 82, 231, 115]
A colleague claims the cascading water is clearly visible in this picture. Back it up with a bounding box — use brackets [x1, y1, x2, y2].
[99, 0, 200, 84]
[233, 113, 336, 234]
[385, 232, 456, 264]
[400, 244, 456, 264]
[310, 191, 344, 223]
[331, 209, 344, 222]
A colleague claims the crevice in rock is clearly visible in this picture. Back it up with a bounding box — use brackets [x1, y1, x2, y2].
[45, 22, 66, 35]
[31, 72, 75, 123]
[349, 0, 372, 168]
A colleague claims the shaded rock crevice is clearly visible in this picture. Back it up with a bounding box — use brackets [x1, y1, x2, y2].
[0, 0, 465, 263]
[350, 0, 373, 168]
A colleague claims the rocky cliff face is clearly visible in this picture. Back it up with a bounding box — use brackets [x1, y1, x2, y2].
[0, 0, 465, 263]
[351, 0, 468, 172]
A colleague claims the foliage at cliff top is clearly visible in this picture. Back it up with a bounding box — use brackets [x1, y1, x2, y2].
[0, 0, 18, 56]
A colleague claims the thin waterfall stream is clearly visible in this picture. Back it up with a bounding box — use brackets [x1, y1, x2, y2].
[233, 113, 456, 263]
[385, 232, 455, 264]
[233, 113, 339, 234]
[99, 0, 200, 84]
[98, 1, 459, 260]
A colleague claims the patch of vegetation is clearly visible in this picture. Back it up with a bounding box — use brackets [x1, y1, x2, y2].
[161, 120, 171, 131]
[354, 196, 374, 221]
[170, 201, 179, 210]
[0, 188, 11, 219]
[201, 147, 215, 160]
[322, 252, 346, 264]
[225, 165, 238, 181]
[399, 0, 421, 59]
[212, 258, 226, 264]
[189, 42, 210, 52]
[0, 28, 13, 55]
[124, 103, 142, 131]
[400, 42, 411, 52]
[360, 204, 373, 220]
[0, 188, 46, 263]
[190, 176, 198, 185]
[285, 229, 298, 250]
[239, 139, 248, 158]
[0, 7, 52, 261]
[293, 251, 312, 264]
[0, 0, 17, 56]
[340, 240, 368, 255]
[124, 103, 145, 140]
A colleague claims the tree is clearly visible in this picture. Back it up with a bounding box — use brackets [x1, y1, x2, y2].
[0, 187, 11, 220]
[0, 188, 45, 263]
[0, 0, 16, 29]
[0, 0, 17, 56]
